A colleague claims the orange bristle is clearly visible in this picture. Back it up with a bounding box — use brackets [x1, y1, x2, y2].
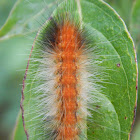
[54, 21, 83, 140]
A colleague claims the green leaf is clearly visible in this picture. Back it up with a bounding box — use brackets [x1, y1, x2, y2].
[14, 0, 137, 139]
[81, 1, 137, 139]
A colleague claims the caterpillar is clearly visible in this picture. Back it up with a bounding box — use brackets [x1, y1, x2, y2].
[20, 0, 137, 140]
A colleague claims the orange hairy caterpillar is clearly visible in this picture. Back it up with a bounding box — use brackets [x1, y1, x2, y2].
[54, 21, 84, 139]
[38, 15, 87, 139]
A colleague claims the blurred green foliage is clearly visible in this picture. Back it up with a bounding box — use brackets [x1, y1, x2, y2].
[0, 0, 16, 28]
[0, 31, 32, 139]
[0, 0, 139, 140]
[0, 0, 32, 139]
